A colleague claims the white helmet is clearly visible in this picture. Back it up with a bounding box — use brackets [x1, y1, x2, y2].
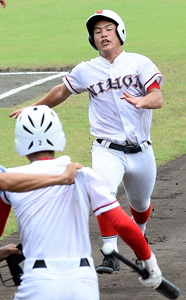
[86, 9, 126, 50]
[15, 105, 66, 157]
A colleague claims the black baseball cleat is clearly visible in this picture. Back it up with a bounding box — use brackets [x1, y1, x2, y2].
[96, 254, 120, 274]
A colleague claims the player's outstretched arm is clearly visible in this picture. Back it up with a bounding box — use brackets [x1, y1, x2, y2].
[121, 89, 163, 109]
[0, 162, 82, 192]
[0, 244, 21, 261]
[0, 0, 7, 9]
[9, 83, 72, 119]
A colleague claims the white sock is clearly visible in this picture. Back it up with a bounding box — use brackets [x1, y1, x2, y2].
[136, 222, 147, 235]
[131, 215, 147, 235]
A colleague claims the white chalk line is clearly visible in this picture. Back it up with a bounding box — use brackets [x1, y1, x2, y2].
[0, 71, 67, 75]
[0, 72, 68, 100]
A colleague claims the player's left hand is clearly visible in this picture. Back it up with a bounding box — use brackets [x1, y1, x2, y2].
[62, 162, 83, 184]
[121, 91, 142, 109]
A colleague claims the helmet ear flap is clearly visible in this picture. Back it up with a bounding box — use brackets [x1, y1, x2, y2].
[88, 34, 98, 50]
[117, 23, 126, 45]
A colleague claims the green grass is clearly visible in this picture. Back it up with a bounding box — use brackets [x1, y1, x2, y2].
[1, 0, 185, 69]
[0, 0, 186, 238]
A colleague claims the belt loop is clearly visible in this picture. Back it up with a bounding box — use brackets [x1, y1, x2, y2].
[98, 139, 111, 148]
[33, 260, 47, 269]
[80, 258, 90, 267]
[140, 140, 151, 152]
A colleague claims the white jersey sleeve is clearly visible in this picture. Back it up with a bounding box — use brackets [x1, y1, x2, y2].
[136, 54, 164, 91]
[64, 62, 87, 94]
[75, 167, 120, 216]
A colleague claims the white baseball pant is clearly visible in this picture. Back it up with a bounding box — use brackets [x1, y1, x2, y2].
[14, 257, 99, 300]
[91, 140, 157, 212]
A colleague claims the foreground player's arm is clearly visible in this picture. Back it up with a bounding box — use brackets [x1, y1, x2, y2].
[9, 83, 72, 119]
[0, 244, 21, 260]
[0, 162, 82, 192]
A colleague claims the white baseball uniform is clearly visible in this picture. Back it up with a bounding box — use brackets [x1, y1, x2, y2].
[64, 50, 164, 225]
[0, 156, 119, 300]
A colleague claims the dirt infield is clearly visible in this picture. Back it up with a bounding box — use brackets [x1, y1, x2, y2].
[0, 74, 185, 299]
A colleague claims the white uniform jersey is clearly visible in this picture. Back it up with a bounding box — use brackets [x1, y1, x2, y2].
[64, 51, 164, 145]
[1, 156, 118, 260]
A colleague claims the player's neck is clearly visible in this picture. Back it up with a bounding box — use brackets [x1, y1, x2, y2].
[26, 151, 55, 163]
[99, 48, 122, 64]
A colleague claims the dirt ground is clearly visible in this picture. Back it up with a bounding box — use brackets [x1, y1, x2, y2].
[0, 73, 185, 300]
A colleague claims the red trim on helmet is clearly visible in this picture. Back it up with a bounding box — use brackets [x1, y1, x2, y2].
[96, 10, 103, 14]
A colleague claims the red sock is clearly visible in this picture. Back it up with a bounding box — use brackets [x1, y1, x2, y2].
[97, 214, 118, 237]
[130, 204, 152, 224]
[102, 206, 151, 260]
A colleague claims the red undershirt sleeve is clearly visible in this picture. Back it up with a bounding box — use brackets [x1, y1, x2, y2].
[0, 197, 11, 236]
[147, 80, 160, 92]
[101, 206, 151, 261]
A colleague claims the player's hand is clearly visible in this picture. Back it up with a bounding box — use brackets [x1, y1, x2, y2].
[9, 107, 25, 119]
[138, 253, 162, 289]
[61, 162, 83, 185]
[0, 244, 21, 261]
[121, 91, 142, 109]
[0, 0, 7, 9]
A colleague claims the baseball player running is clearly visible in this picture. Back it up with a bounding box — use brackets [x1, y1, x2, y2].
[2, 105, 162, 299]
[10, 9, 164, 274]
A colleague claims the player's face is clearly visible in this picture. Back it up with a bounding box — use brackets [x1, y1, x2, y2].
[93, 20, 121, 57]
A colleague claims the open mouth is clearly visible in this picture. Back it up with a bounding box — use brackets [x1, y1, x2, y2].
[101, 39, 110, 45]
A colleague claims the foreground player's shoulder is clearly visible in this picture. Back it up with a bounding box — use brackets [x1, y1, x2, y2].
[76, 166, 112, 192]
[75, 166, 106, 186]
[77, 166, 101, 180]
[55, 155, 71, 165]
[6, 164, 30, 174]
[0, 165, 6, 173]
